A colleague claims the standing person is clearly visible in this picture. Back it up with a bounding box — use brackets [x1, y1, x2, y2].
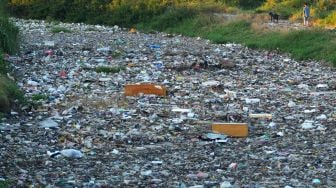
[303, 3, 310, 26]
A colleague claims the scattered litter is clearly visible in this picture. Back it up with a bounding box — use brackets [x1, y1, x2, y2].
[202, 133, 227, 140]
[48, 149, 83, 158]
[201, 80, 220, 87]
[312, 178, 321, 184]
[220, 181, 233, 188]
[44, 41, 55, 47]
[39, 118, 59, 129]
[287, 100, 296, 107]
[301, 120, 315, 129]
[249, 113, 273, 119]
[172, 108, 192, 113]
[1, 18, 335, 187]
[316, 114, 327, 120]
[140, 170, 152, 176]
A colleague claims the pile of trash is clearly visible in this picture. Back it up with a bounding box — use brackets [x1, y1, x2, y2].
[0, 19, 335, 187]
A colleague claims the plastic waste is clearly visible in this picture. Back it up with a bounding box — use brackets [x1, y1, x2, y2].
[301, 120, 315, 129]
[39, 118, 58, 129]
[149, 44, 160, 49]
[312, 178, 321, 184]
[48, 149, 83, 158]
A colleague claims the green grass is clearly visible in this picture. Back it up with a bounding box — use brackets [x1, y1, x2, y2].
[95, 66, 126, 74]
[203, 21, 336, 64]
[139, 13, 336, 66]
[50, 26, 72, 33]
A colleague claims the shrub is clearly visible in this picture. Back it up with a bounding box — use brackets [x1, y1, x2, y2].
[320, 11, 336, 26]
[0, 0, 22, 113]
[0, 75, 24, 112]
[0, 51, 9, 74]
[0, 17, 19, 54]
[220, 0, 266, 9]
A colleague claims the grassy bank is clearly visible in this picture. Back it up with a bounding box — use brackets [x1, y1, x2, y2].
[206, 22, 336, 64]
[137, 13, 336, 66]
[0, 0, 23, 114]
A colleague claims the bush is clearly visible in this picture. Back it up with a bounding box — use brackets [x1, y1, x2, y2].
[0, 75, 24, 112]
[0, 17, 19, 54]
[0, 0, 22, 113]
[220, 0, 266, 9]
[320, 11, 336, 26]
[0, 51, 9, 74]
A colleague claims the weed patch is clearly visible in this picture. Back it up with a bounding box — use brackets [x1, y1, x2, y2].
[31, 94, 48, 101]
[95, 66, 126, 74]
[111, 50, 124, 58]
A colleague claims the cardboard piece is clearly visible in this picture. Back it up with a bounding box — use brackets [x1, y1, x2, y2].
[212, 123, 248, 137]
[124, 84, 167, 96]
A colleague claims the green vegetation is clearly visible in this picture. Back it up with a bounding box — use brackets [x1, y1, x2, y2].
[31, 94, 48, 101]
[6, 0, 336, 66]
[8, 0, 336, 27]
[259, 0, 336, 25]
[203, 21, 336, 63]
[0, 75, 24, 113]
[0, 52, 9, 74]
[0, 17, 19, 54]
[50, 26, 72, 33]
[140, 12, 336, 65]
[0, 0, 22, 113]
[111, 50, 125, 58]
[0, 179, 11, 188]
[137, 7, 197, 32]
[95, 66, 126, 74]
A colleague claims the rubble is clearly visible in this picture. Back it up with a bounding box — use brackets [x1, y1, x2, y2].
[0, 18, 335, 187]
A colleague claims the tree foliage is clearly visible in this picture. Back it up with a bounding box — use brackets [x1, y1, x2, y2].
[219, 0, 266, 8]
